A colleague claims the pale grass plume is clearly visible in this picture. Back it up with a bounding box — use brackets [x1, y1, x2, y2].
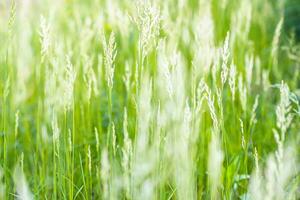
[239, 118, 246, 150]
[245, 54, 254, 89]
[103, 31, 117, 89]
[238, 74, 247, 111]
[20, 152, 24, 172]
[101, 148, 110, 200]
[123, 62, 132, 94]
[105, 0, 130, 36]
[271, 17, 284, 68]
[206, 88, 219, 133]
[262, 69, 270, 91]
[196, 79, 208, 112]
[131, 77, 157, 200]
[83, 57, 99, 101]
[254, 147, 259, 173]
[208, 133, 224, 198]
[183, 100, 192, 139]
[15, 110, 20, 138]
[112, 122, 116, 156]
[13, 165, 33, 200]
[122, 108, 132, 167]
[272, 82, 292, 166]
[41, 123, 52, 144]
[122, 107, 132, 198]
[173, 100, 196, 200]
[229, 62, 236, 101]
[248, 80, 297, 200]
[78, 18, 95, 56]
[248, 163, 263, 200]
[39, 15, 51, 62]
[231, 0, 252, 42]
[88, 145, 92, 175]
[63, 55, 76, 110]
[221, 32, 230, 87]
[8, 0, 16, 33]
[44, 59, 60, 116]
[250, 95, 259, 127]
[157, 40, 174, 99]
[155, 101, 162, 144]
[132, 0, 160, 58]
[156, 43, 194, 199]
[216, 88, 224, 125]
[51, 112, 60, 150]
[16, 0, 33, 107]
[212, 60, 218, 86]
[273, 129, 284, 162]
[192, 3, 215, 76]
[276, 81, 292, 138]
[249, 146, 298, 200]
[255, 57, 262, 86]
[68, 129, 72, 153]
[136, 76, 152, 153]
[157, 52, 195, 199]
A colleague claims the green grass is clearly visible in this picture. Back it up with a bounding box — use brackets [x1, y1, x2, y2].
[0, 0, 299, 199]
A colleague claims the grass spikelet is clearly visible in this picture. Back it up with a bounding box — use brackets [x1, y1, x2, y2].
[208, 133, 224, 199]
[229, 62, 236, 101]
[103, 32, 117, 90]
[275, 81, 292, 138]
[101, 148, 110, 200]
[39, 16, 50, 62]
[221, 32, 230, 87]
[13, 164, 33, 200]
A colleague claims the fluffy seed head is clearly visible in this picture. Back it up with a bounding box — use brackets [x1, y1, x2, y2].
[103, 32, 117, 89]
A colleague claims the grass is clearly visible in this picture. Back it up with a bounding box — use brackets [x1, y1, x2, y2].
[0, 0, 299, 199]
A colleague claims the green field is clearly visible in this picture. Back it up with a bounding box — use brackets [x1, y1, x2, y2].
[0, 0, 299, 199]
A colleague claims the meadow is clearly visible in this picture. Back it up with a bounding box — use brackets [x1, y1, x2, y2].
[0, 0, 299, 199]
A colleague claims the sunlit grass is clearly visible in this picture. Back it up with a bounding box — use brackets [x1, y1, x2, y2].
[0, 0, 299, 199]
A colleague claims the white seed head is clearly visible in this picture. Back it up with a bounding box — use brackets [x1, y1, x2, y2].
[254, 147, 259, 173]
[122, 108, 132, 197]
[249, 146, 297, 200]
[238, 74, 247, 111]
[239, 118, 245, 150]
[250, 95, 259, 126]
[101, 148, 110, 200]
[245, 54, 254, 89]
[271, 17, 284, 67]
[51, 113, 60, 143]
[206, 88, 219, 133]
[88, 145, 92, 174]
[39, 16, 51, 61]
[229, 62, 236, 101]
[68, 129, 72, 153]
[221, 32, 230, 87]
[123, 62, 131, 93]
[64, 55, 76, 110]
[276, 81, 292, 138]
[133, 0, 160, 58]
[208, 133, 224, 197]
[103, 32, 117, 89]
[13, 165, 33, 200]
[112, 123, 116, 156]
[15, 110, 20, 138]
